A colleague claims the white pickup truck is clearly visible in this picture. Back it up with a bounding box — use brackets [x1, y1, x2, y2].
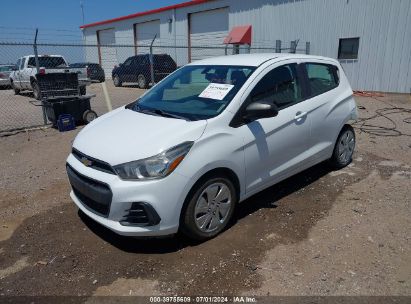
[10, 55, 91, 99]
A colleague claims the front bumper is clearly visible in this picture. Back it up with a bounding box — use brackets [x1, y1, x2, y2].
[0, 78, 10, 86]
[66, 153, 191, 236]
[79, 79, 92, 87]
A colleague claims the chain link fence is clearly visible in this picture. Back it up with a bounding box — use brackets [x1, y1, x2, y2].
[0, 40, 310, 134]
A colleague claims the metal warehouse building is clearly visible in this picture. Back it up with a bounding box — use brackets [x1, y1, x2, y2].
[81, 0, 411, 93]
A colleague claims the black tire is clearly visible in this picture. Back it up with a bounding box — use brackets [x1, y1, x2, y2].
[113, 74, 122, 87]
[32, 81, 41, 100]
[137, 74, 147, 89]
[181, 176, 237, 241]
[82, 110, 98, 124]
[11, 80, 20, 95]
[79, 86, 86, 95]
[329, 125, 356, 169]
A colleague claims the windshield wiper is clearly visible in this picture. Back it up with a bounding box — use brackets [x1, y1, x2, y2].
[134, 105, 190, 121]
[152, 109, 191, 121]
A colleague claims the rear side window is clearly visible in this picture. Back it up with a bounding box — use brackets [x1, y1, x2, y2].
[123, 57, 134, 66]
[250, 63, 303, 110]
[20, 58, 26, 70]
[70, 63, 86, 68]
[28, 56, 66, 68]
[305, 63, 339, 97]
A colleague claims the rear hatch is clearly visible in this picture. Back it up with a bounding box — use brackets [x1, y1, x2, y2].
[153, 55, 177, 75]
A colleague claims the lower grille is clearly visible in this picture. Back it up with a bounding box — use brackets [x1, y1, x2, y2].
[67, 164, 112, 217]
[120, 202, 161, 227]
[73, 188, 110, 217]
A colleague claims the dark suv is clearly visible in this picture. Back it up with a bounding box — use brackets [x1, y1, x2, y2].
[69, 62, 105, 83]
[112, 54, 177, 88]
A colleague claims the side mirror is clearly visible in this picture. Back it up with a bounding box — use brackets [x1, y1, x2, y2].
[243, 100, 279, 122]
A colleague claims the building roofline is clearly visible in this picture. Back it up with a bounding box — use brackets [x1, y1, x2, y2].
[80, 0, 214, 29]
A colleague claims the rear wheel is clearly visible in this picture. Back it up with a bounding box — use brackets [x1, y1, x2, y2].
[137, 74, 147, 89]
[113, 74, 122, 87]
[32, 81, 41, 100]
[181, 176, 237, 241]
[330, 125, 356, 169]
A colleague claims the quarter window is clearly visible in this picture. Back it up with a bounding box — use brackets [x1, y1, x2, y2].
[250, 63, 303, 110]
[123, 57, 133, 66]
[305, 63, 338, 96]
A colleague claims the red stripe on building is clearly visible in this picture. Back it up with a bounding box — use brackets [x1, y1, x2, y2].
[80, 0, 214, 29]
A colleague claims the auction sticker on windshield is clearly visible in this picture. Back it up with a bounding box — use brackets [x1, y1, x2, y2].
[199, 83, 234, 100]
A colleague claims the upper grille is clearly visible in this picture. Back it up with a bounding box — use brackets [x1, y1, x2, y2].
[72, 148, 115, 175]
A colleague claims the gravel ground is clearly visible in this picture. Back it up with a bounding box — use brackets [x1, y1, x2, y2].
[0, 93, 410, 299]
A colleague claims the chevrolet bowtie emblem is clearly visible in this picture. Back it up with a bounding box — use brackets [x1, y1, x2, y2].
[81, 156, 93, 167]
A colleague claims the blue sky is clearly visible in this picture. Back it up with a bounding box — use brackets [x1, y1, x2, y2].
[0, 1, 186, 63]
[0, 0, 185, 33]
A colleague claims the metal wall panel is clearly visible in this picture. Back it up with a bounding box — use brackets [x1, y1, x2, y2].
[135, 19, 161, 54]
[228, 0, 411, 93]
[82, 0, 411, 92]
[97, 29, 117, 76]
[189, 7, 229, 61]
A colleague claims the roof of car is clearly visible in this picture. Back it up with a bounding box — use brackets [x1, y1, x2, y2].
[187, 53, 338, 67]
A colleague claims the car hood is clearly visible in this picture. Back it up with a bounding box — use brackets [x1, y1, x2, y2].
[73, 107, 207, 166]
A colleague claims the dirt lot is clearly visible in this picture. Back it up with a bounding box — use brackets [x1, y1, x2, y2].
[0, 93, 410, 300]
[0, 82, 145, 132]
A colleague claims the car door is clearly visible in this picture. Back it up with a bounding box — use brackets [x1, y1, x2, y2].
[300, 61, 342, 161]
[20, 57, 32, 89]
[238, 60, 312, 195]
[120, 57, 135, 83]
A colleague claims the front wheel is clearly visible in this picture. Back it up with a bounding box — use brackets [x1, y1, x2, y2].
[113, 75, 122, 87]
[181, 176, 237, 241]
[11, 81, 20, 95]
[329, 125, 356, 169]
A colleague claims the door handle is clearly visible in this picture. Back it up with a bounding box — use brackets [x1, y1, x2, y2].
[295, 111, 307, 120]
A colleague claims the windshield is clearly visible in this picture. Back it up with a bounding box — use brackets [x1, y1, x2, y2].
[0, 65, 14, 72]
[131, 65, 255, 121]
[28, 57, 67, 68]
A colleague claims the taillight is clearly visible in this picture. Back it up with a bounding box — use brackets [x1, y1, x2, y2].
[0, 73, 5, 78]
[39, 68, 46, 75]
[87, 67, 91, 77]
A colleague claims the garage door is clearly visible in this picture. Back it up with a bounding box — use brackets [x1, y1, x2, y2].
[98, 29, 117, 76]
[189, 8, 229, 62]
[135, 20, 160, 55]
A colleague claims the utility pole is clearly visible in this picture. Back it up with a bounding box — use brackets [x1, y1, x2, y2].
[80, 0, 85, 25]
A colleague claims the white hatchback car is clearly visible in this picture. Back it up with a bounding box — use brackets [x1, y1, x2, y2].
[66, 54, 357, 240]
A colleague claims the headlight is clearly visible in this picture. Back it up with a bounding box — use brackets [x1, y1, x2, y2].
[113, 141, 193, 180]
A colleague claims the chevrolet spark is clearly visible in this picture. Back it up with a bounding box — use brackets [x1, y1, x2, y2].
[66, 54, 357, 240]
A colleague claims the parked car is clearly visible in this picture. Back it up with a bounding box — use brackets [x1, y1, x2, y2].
[112, 54, 177, 89]
[0, 64, 16, 88]
[66, 54, 357, 241]
[69, 62, 105, 83]
[10, 55, 91, 99]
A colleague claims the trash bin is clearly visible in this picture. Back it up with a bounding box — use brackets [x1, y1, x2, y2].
[43, 96, 97, 126]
